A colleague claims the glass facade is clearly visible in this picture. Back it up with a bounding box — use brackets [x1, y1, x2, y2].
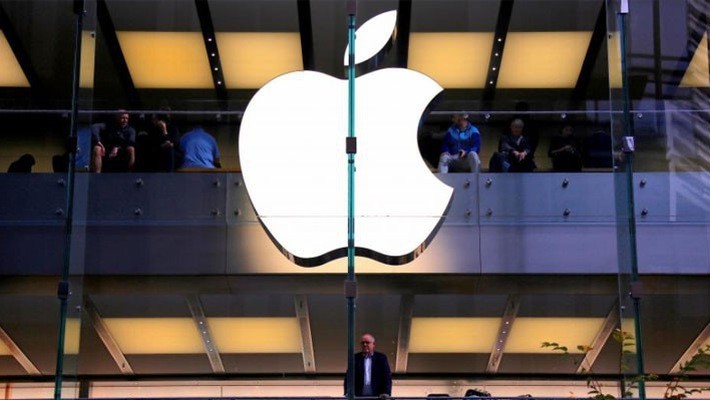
[0, 0, 708, 399]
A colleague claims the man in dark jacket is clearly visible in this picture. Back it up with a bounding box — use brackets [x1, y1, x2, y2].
[90, 110, 136, 173]
[491, 118, 535, 172]
[345, 333, 392, 397]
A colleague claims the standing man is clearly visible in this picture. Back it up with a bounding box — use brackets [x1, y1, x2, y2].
[438, 113, 481, 173]
[345, 333, 392, 398]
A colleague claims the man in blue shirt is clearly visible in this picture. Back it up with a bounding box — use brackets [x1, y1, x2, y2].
[179, 127, 221, 169]
[438, 113, 481, 173]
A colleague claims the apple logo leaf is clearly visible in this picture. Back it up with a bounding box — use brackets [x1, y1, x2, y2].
[343, 10, 397, 66]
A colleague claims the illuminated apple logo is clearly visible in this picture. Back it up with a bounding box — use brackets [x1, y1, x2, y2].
[239, 10, 453, 266]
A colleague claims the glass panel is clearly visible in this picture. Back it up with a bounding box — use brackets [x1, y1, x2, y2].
[1, 0, 708, 397]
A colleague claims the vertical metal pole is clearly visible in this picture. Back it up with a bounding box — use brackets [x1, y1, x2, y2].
[54, 1, 84, 399]
[345, 2, 357, 400]
[617, 1, 646, 399]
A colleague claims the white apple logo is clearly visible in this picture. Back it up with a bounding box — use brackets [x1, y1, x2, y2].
[239, 11, 453, 266]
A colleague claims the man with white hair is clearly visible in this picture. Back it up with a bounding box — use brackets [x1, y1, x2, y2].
[495, 118, 535, 172]
[438, 113, 481, 173]
[345, 333, 392, 397]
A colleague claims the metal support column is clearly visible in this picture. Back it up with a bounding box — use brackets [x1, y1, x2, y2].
[345, 2, 357, 400]
[54, 1, 85, 399]
[617, 1, 646, 398]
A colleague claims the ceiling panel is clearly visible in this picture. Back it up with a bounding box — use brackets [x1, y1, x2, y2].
[91, 295, 192, 318]
[407, 353, 490, 373]
[126, 354, 213, 374]
[413, 295, 508, 317]
[410, 0, 500, 32]
[200, 294, 296, 317]
[517, 294, 616, 317]
[499, 353, 578, 374]
[209, 317, 302, 353]
[103, 318, 204, 354]
[106, 0, 200, 31]
[221, 353, 304, 373]
[508, 0, 601, 31]
[0, 31, 29, 87]
[208, 0, 299, 32]
[0, 356, 28, 376]
[410, 317, 500, 353]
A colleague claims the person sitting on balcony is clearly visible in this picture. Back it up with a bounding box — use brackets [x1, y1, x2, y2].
[548, 124, 582, 172]
[90, 110, 136, 173]
[583, 129, 614, 169]
[7, 154, 35, 173]
[146, 110, 180, 172]
[489, 119, 535, 172]
[438, 113, 481, 173]
[179, 126, 221, 169]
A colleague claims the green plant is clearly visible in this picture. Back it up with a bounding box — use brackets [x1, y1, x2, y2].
[663, 344, 710, 399]
[542, 329, 657, 400]
[541, 340, 611, 400]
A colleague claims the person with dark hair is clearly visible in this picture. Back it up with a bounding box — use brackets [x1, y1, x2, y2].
[344, 333, 392, 398]
[438, 113, 481, 173]
[7, 154, 35, 173]
[489, 119, 535, 172]
[90, 110, 136, 173]
[147, 110, 180, 172]
[548, 125, 582, 172]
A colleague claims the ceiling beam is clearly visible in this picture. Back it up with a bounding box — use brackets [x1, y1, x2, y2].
[294, 295, 316, 372]
[394, 0, 412, 68]
[486, 294, 520, 373]
[572, 0, 607, 101]
[194, 0, 228, 108]
[83, 296, 134, 374]
[669, 321, 710, 374]
[0, 325, 41, 375]
[96, 0, 140, 109]
[186, 294, 225, 374]
[297, 0, 315, 71]
[395, 294, 414, 373]
[482, 0, 514, 105]
[577, 301, 619, 373]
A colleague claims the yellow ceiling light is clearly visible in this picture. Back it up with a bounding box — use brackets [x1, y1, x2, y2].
[506, 317, 604, 353]
[116, 31, 214, 89]
[680, 32, 710, 87]
[409, 317, 501, 353]
[408, 32, 494, 89]
[80, 31, 96, 89]
[620, 318, 637, 354]
[497, 31, 593, 89]
[64, 318, 81, 355]
[0, 30, 30, 87]
[607, 32, 623, 88]
[104, 318, 204, 354]
[0, 338, 10, 355]
[208, 317, 302, 353]
[217, 32, 303, 89]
